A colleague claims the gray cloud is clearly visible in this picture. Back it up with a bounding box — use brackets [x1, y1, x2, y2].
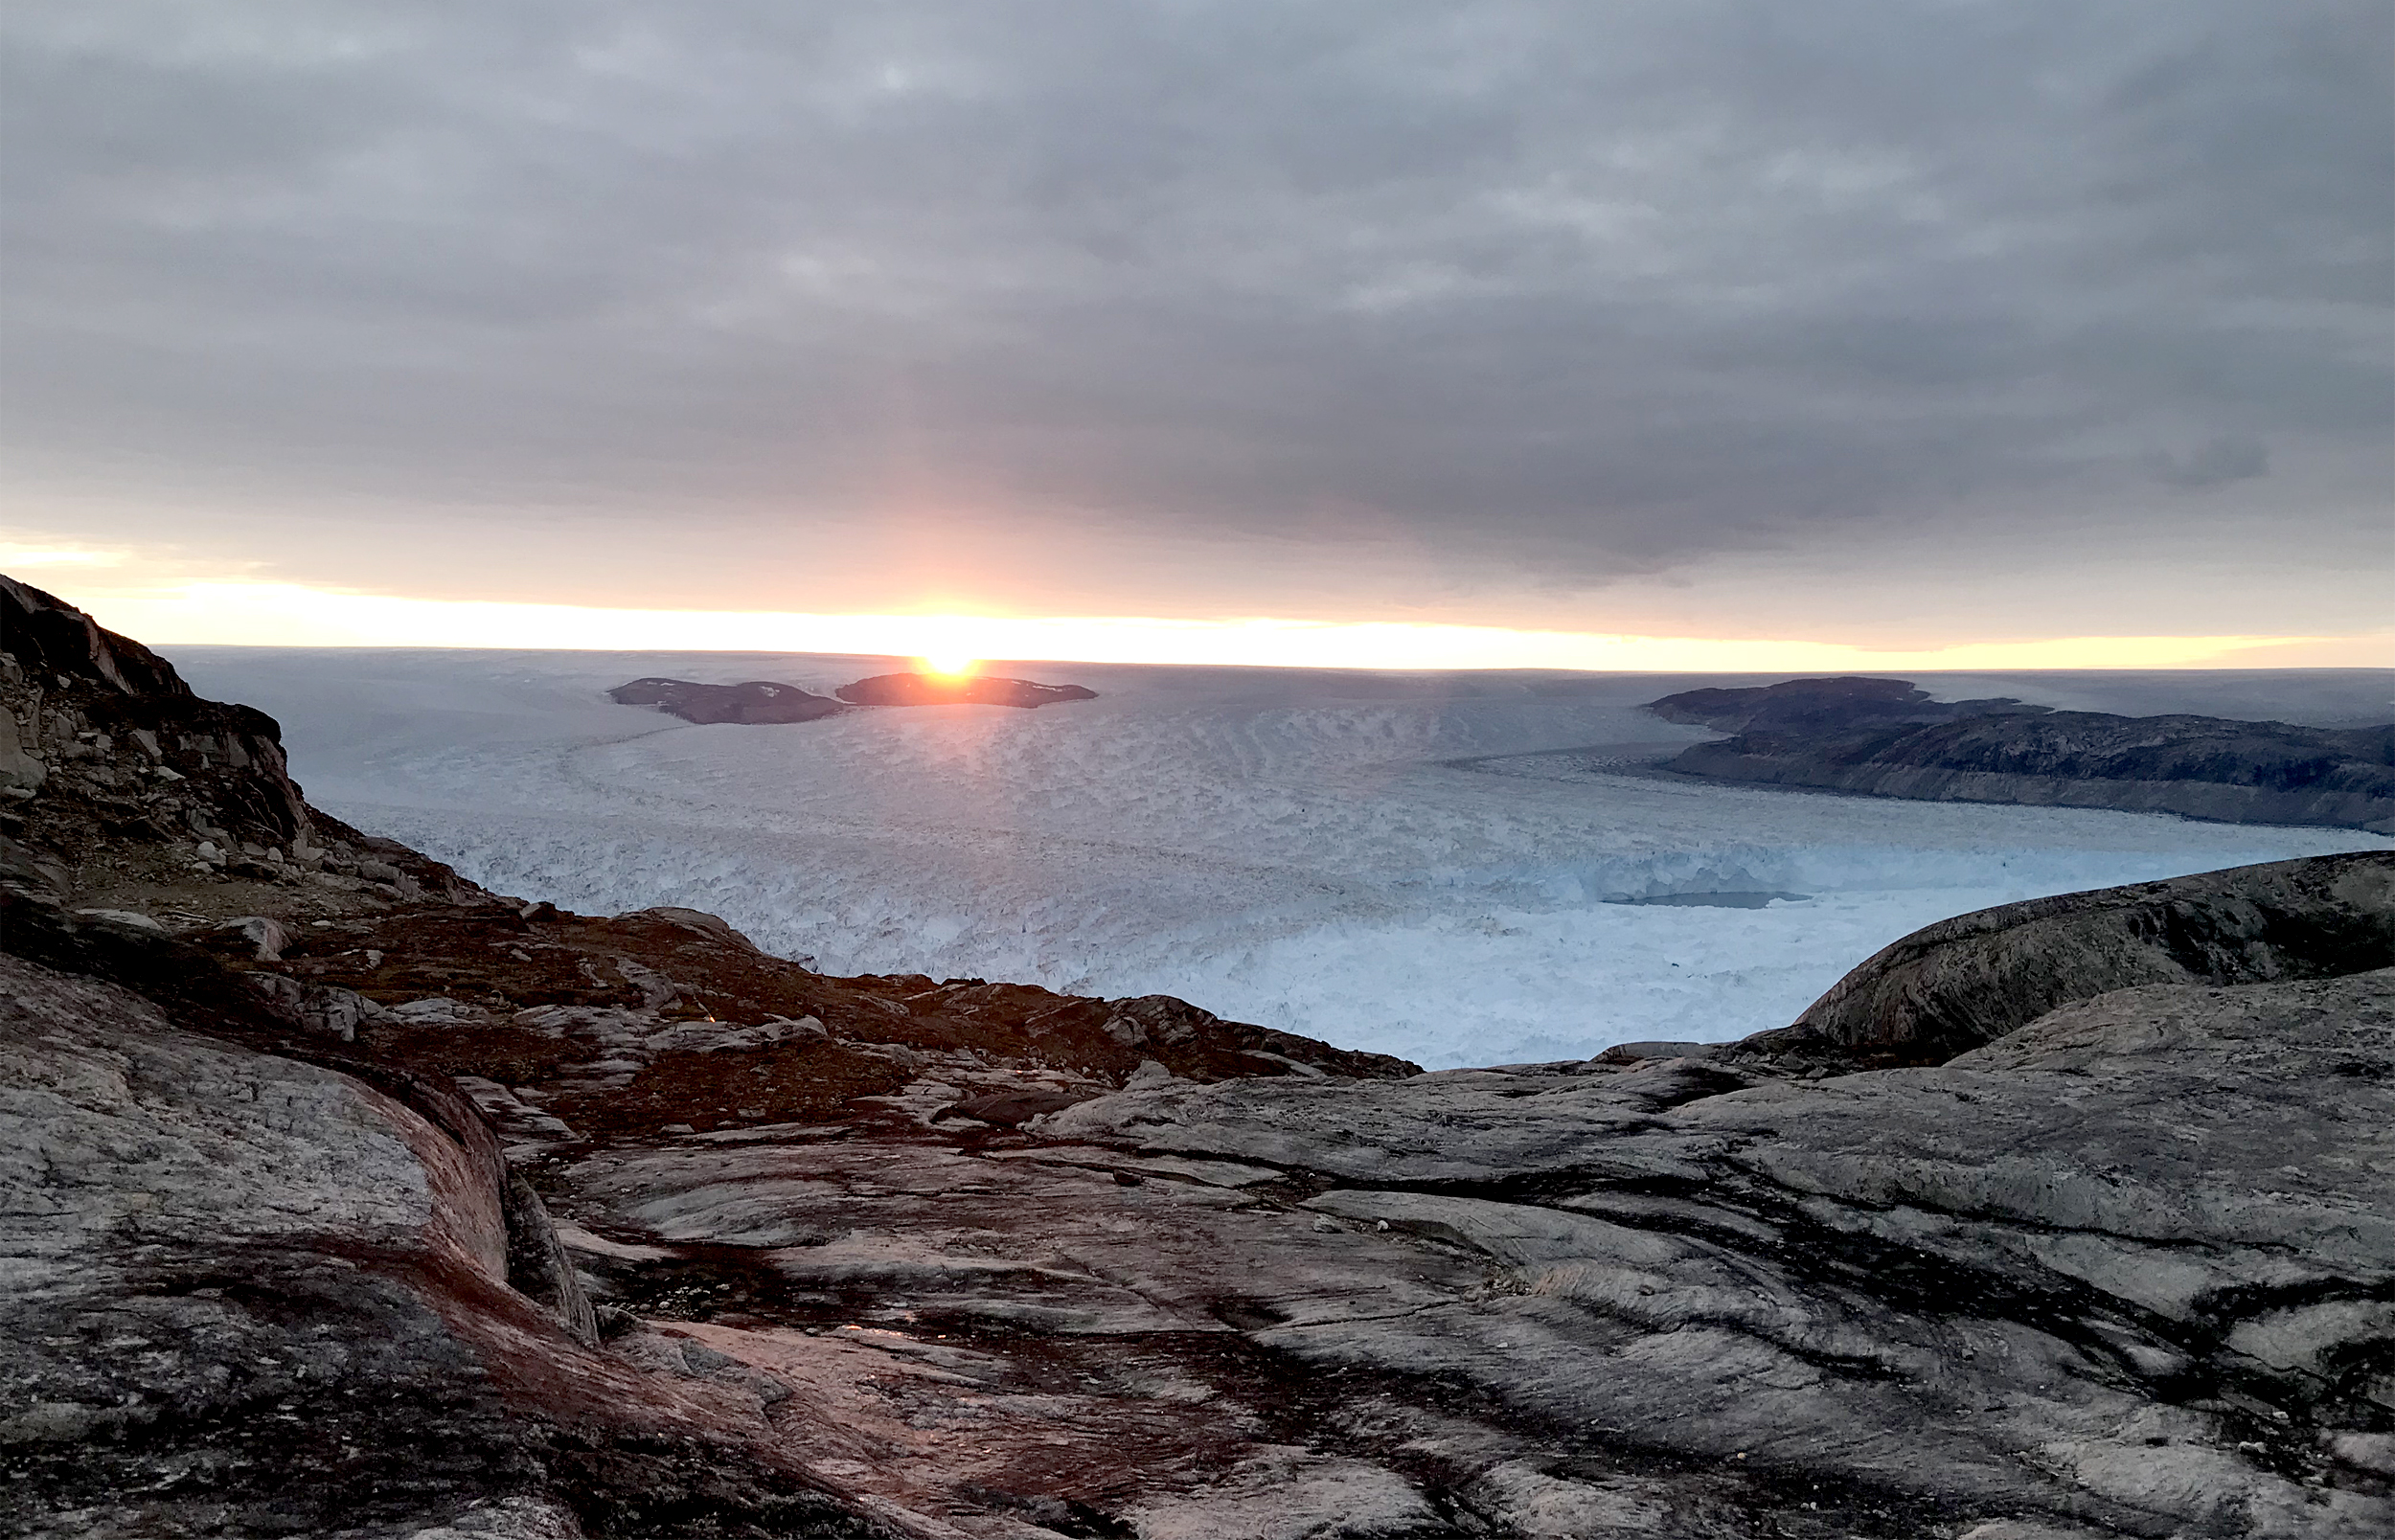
[2150, 434, 2270, 490]
[2, 1, 2387, 608]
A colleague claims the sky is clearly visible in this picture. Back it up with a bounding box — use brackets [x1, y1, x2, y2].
[3, 1, 2389, 668]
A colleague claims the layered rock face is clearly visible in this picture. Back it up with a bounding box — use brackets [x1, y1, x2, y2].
[6, 582, 2394, 1537]
[0, 575, 479, 904]
[1, 575, 310, 844]
[1650, 676, 2395, 833]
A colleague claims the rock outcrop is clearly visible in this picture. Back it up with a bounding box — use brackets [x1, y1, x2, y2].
[1745, 850, 2395, 1066]
[0, 574, 190, 696]
[606, 677, 846, 725]
[0, 945, 878, 1540]
[1650, 676, 2395, 833]
[1040, 964, 2395, 1537]
[2, 575, 312, 844]
[833, 672, 1098, 709]
[7, 581, 2394, 1537]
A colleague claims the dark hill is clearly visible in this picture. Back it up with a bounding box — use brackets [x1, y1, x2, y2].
[608, 672, 1098, 723]
[1651, 676, 2395, 832]
[834, 671, 1097, 708]
[606, 676, 844, 724]
[1648, 674, 2049, 735]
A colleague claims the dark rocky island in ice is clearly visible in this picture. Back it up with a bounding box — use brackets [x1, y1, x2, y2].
[833, 671, 1099, 709]
[1652, 675, 2395, 833]
[606, 676, 846, 724]
[609, 671, 1097, 724]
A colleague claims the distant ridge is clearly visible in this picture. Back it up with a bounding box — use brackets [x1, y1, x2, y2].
[606, 677, 844, 724]
[609, 670, 1098, 724]
[833, 672, 1097, 709]
[1649, 675, 2395, 832]
[1647, 674, 2050, 735]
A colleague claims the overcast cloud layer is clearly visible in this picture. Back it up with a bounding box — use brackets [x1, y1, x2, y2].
[2, 2, 2388, 638]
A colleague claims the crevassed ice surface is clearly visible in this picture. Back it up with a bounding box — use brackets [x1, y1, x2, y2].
[178, 650, 2395, 1070]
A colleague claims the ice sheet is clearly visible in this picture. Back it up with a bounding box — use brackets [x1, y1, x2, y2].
[176, 649, 2394, 1069]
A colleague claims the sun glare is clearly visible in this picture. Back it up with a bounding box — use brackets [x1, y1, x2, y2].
[40, 577, 2386, 668]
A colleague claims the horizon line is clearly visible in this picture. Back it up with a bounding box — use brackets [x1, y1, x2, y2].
[27, 575, 2395, 673]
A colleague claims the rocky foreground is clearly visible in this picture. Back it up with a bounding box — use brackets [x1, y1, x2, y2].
[5, 578, 2395, 1538]
[1649, 676, 2395, 834]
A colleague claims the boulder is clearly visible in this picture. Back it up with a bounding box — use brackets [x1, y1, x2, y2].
[68, 908, 165, 937]
[245, 972, 384, 1041]
[0, 707, 44, 792]
[210, 915, 293, 962]
[615, 905, 763, 951]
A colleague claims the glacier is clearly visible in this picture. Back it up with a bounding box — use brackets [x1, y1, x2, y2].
[175, 648, 2395, 1069]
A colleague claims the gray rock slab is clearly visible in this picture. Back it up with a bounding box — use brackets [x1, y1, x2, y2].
[0, 953, 865, 1538]
[1028, 969, 2395, 1535]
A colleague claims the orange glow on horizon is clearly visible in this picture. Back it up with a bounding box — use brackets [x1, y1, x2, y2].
[13, 571, 2390, 671]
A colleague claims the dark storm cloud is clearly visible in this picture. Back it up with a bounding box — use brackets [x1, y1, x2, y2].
[3, 1, 2387, 578]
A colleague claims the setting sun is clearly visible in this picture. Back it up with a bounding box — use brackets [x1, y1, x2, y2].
[920, 652, 978, 677]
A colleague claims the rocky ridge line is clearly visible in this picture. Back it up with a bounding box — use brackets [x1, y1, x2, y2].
[1648, 674, 2395, 832]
